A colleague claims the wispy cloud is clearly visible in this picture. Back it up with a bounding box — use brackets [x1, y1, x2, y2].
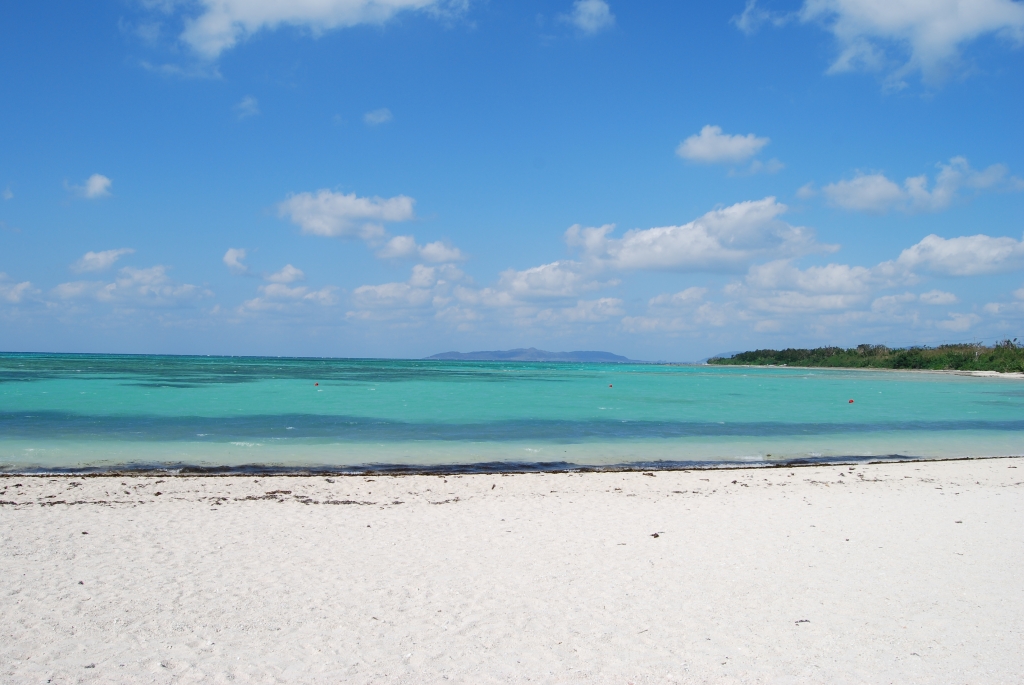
[71, 248, 135, 274]
[363, 108, 393, 126]
[234, 95, 260, 118]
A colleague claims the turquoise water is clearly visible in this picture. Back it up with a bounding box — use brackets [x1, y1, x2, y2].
[1, 353, 1023, 472]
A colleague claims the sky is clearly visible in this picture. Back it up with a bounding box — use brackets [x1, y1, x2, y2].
[1, 0, 1023, 361]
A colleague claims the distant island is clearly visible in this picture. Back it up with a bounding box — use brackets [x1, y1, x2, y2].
[708, 340, 1024, 373]
[425, 348, 633, 363]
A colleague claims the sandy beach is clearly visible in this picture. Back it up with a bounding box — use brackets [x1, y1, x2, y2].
[2, 458, 1022, 684]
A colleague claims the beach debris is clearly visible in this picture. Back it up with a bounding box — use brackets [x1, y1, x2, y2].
[643, 472, 655, 477]
[651, 532, 661, 538]
[78, 581, 84, 585]
[82, 531, 88, 534]
[795, 619, 809, 624]
[955, 520, 962, 523]
[491, 484, 495, 489]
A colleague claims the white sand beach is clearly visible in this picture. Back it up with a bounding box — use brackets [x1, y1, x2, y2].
[2, 457, 1022, 684]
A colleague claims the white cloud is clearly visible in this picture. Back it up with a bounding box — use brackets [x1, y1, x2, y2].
[70, 174, 112, 199]
[53, 265, 211, 306]
[822, 157, 1020, 213]
[676, 125, 770, 164]
[178, 0, 467, 58]
[2, 187, 12, 201]
[496, 260, 602, 300]
[919, 289, 958, 305]
[349, 263, 465, 315]
[565, 0, 615, 34]
[798, 0, 1024, 86]
[376, 235, 466, 262]
[363, 108, 393, 126]
[352, 281, 433, 309]
[936, 312, 980, 331]
[733, 0, 791, 35]
[649, 287, 707, 308]
[897, 233, 1024, 276]
[71, 248, 135, 274]
[823, 173, 905, 212]
[242, 282, 338, 311]
[278, 189, 415, 240]
[566, 197, 825, 272]
[796, 182, 817, 199]
[266, 264, 305, 283]
[235, 95, 259, 118]
[0, 274, 33, 303]
[223, 248, 248, 274]
[419, 241, 465, 263]
[536, 298, 624, 324]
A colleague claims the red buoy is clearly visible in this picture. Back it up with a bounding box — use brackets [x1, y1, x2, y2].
[609, 384, 613, 388]
[315, 383, 319, 386]
[848, 399, 854, 403]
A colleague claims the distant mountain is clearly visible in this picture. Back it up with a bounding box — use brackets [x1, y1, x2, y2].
[425, 347, 634, 363]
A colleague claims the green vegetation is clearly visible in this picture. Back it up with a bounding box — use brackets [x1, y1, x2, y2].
[708, 340, 1024, 373]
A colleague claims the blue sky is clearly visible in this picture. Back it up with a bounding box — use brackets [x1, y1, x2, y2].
[1, 0, 1023, 360]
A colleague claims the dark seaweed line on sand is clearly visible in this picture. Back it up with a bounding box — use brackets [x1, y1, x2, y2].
[4, 454, 1016, 476]
[3, 412, 1024, 441]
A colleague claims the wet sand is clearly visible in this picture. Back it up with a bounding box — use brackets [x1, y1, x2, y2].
[2, 457, 1022, 683]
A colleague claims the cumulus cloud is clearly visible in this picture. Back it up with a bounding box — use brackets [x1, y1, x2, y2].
[648, 287, 707, 308]
[349, 263, 465, 316]
[71, 248, 135, 274]
[536, 298, 624, 324]
[177, 0, 468, 58]
[496, 261, 604, 300]
[376, 235, 466, 262]
[564, 0, 615, 34]
[0, 273, 34, 303]
[241, 283, 336, 311]
[363, 108, 393, 126]
[266, 264, 305, 283]
[822, 157, 1020, 213]
[69, 174, 112, 199]
[897, 233, 1024, 276]
[223, 248, 248, 274]
[53, 266, 210, 306]
[565, 197, 826, 272]
[676, 125, 770, 164]
[235, 95, 259, 118]
[799, 0, 1024, 86]
[918, 289, 958, 305]
[278, 189, 415, 240]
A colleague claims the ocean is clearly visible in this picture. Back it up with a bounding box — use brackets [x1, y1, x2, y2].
[1, 353, 1022, 473]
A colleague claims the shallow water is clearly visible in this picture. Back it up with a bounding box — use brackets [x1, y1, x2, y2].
[1, 353, 1022, 471]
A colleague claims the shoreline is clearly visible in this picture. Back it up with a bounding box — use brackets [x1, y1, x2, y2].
[2, 453, 1022, 478]
[703, 363, 1024, 378]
